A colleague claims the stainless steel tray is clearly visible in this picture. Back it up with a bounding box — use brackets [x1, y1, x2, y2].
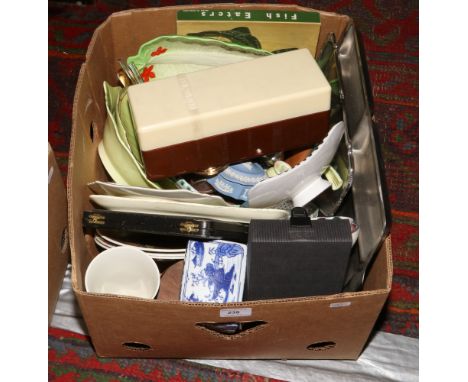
[337, 25, 392, 291]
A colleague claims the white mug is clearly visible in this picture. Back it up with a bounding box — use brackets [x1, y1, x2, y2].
[85, 246, 160, 299]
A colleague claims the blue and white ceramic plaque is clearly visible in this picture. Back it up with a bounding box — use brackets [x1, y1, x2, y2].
[207, 162, 266, 202]
[180, 240, 247, 303]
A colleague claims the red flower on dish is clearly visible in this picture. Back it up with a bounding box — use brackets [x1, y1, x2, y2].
[141, 65, 155, 82]
[151, 46, 168, 56]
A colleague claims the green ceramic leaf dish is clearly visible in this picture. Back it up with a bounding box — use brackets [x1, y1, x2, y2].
[100, 82, 163, 189]
[116, 89, 143, 165]
[127, 34, 271, 82]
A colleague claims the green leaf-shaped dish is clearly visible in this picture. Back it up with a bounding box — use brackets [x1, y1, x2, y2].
[100, 82, 163, 188]
[127, 34, 271, 82]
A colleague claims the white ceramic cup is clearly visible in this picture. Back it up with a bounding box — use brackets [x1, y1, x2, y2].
[85, 246, 160, 299]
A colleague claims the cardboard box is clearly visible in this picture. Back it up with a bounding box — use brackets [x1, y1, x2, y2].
[48, 143, 70, 324]
[68, 4, 392, 359]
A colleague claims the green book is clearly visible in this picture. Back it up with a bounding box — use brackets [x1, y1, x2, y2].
[177, 9, 321, 56]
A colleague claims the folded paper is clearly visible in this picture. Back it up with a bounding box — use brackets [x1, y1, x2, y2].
[247, 121, 345, 208]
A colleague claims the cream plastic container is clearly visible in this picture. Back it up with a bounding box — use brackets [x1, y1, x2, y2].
[128, 48, 331, 179]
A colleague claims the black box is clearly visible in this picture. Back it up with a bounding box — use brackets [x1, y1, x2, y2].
[244, 208, 353, 300]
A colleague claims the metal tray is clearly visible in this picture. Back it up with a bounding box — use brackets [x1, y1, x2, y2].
[337, 25, 392, 291]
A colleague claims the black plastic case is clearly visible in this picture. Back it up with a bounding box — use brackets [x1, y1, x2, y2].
[244, 208, 352, 300]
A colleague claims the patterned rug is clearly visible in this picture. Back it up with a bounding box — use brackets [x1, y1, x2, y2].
[49, 0, 418, 376]
[49, 327, 283, 381]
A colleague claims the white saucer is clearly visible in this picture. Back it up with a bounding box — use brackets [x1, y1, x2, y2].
[88, 180, 231, 207]
[94, 235, 185, 260]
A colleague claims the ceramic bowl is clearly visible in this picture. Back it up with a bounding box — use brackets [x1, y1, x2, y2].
[85, 246, 161, 299]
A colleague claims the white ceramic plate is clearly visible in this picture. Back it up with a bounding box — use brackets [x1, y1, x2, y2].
[94, 235, 185, 260]
[94, 235, 113, 250]
[96, 230, 185, 253]
[148, 254, 185, 260]
[88, 180, 232, 207]
[90, 194, 289, 223]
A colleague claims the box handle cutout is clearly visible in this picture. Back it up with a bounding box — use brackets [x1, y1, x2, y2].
[89, 121, 99, 143]
[307, 341, 336, 351]
[196, 320, 266, 336]
[122, 341, 152, 351]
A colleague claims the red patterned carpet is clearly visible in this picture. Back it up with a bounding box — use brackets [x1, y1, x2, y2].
[49, 327, 284, 381]
[49, 0, 418, 379]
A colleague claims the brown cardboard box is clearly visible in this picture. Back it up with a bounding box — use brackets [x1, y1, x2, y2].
[48, 143, 70, 324]
[68, 4, 392, 359]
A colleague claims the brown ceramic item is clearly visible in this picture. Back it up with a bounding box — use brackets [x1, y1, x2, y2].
[284, 148, 313, 167]
[157, 260, 184, 300]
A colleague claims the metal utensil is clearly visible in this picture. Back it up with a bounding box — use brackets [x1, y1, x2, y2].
[118, 59, 140, 85]
[128, 62, 144, 84]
